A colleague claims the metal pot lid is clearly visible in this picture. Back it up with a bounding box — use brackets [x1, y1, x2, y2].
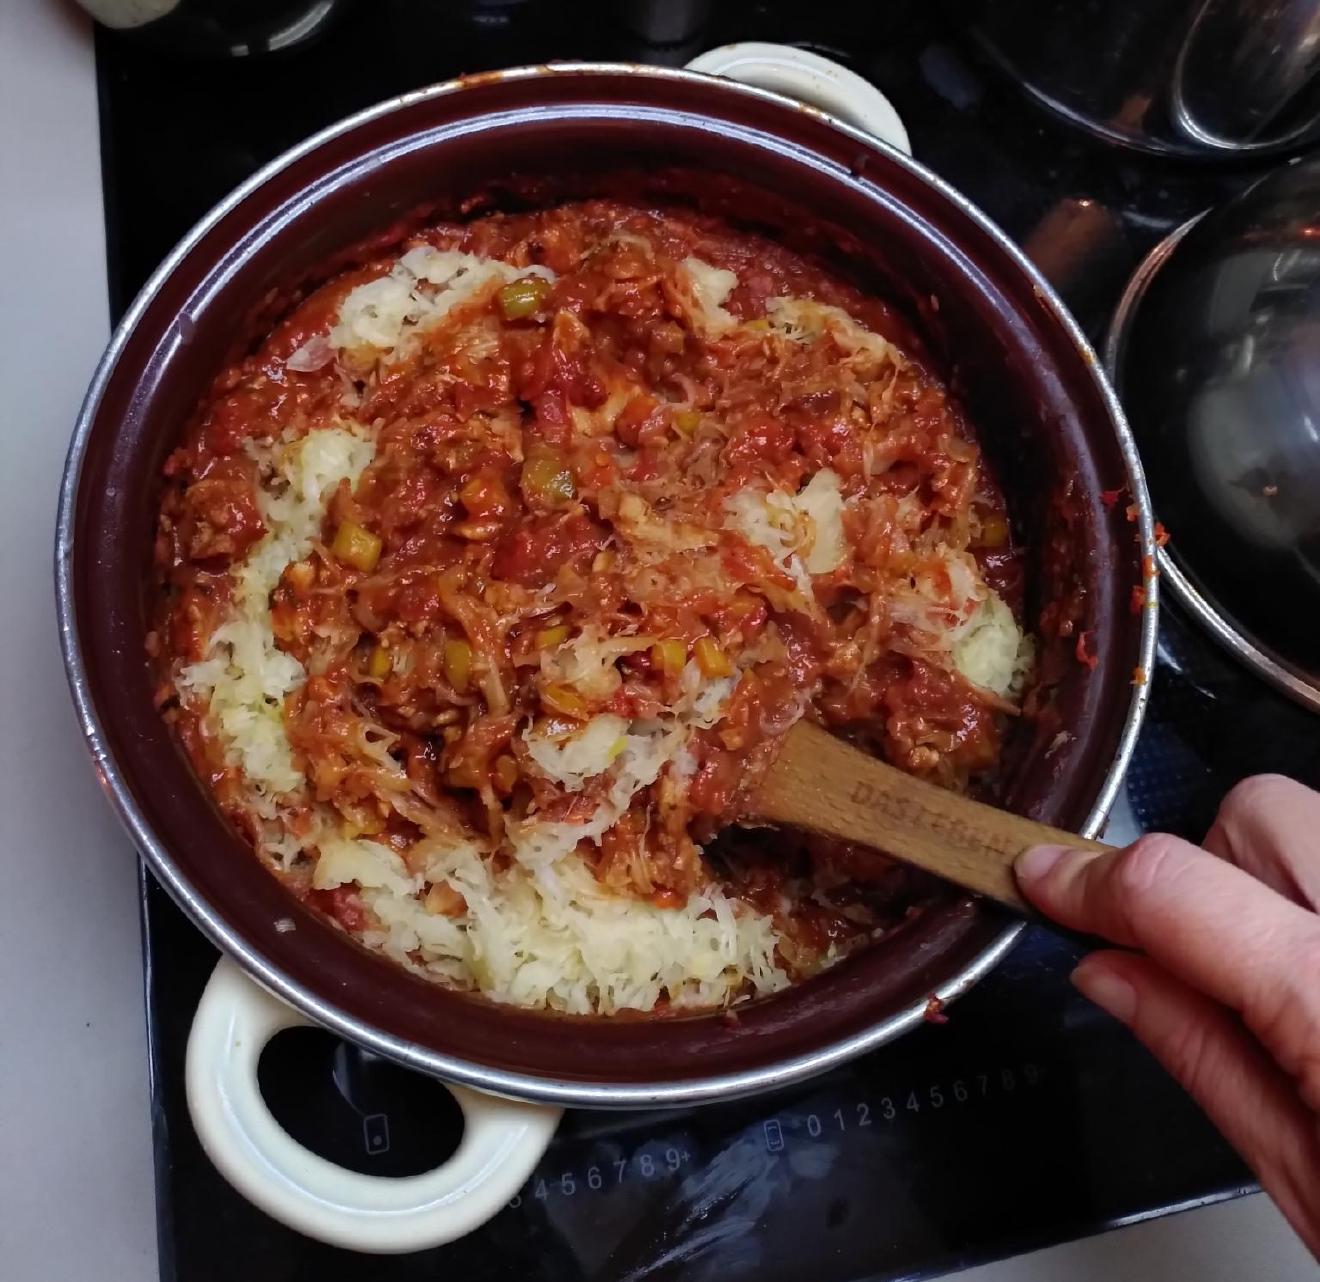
[1105, 157, 1320, 713]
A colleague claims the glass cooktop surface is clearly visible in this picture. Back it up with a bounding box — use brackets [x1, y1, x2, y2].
[93, 3, 1320, 1276]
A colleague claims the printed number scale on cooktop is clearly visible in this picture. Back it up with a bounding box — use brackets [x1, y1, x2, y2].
[94, 2, 1320, 1278]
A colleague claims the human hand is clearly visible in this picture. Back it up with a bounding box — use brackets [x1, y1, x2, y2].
[1016, 775, 1320, 1256]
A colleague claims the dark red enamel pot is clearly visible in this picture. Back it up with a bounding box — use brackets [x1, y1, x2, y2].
[58, 65, 1154, 1115]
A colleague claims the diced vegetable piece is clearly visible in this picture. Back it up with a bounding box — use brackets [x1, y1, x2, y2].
[367, 643, 392, 680]
[339, 799, 385, 837]
[497, 275, 552, 321]
[592, 549, 615, 573]
[492, 754, 519, 795]
[651, 638, 687, 678]
[332, 521, 382, 572]
[424, 881, 467, 916]
[977, 513, 1010, 548]
[442, 440, 481, 473]
[446, 760, 480, 789]
[453, 516, 502, 542]
[522, 446, 576, 506]
[459, 475, 487, 510]
[693, 636, 732, 678]
[650, 322, 687, 356]
[285, 559, 316, 593]
[541, 682, 589, 719]
[613, 394, 659, 447]
[673, 409, 700, 436]
[443, 638, 472, 692]
[535, 623, 570, 649]
[459, 472, 507, 516]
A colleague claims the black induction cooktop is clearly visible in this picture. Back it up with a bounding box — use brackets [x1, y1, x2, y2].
[93, 3, 1320, 1278]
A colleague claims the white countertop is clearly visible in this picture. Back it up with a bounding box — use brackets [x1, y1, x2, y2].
[0, 2, 157, 1279]
[0, 3, 1312, 1278]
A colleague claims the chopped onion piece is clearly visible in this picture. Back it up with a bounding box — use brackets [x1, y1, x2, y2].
[286, 333, 335, 373]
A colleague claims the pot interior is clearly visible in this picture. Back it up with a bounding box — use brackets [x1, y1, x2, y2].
[67, 68, 1146, 1097]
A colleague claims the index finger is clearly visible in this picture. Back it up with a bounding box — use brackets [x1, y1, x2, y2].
[1016, 835, 1320, 1088]
[1202, 774, 1320, 910]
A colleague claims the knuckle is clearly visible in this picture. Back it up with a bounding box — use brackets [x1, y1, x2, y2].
[1295, 1050, 1320, 1115]
[1244, 929, 1320, 1065]
[1287, 935, 1320, 1029]
[1117, 833, 1186, 898]
[1294, 931, 1320, 981]
[1158, 1016, 1220, 1097]
[1218, 773, 1301, 824]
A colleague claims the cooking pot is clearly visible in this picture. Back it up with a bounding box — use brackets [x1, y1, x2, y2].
[56, 62, 1156, 1253]
[964, 0, 1320, 157]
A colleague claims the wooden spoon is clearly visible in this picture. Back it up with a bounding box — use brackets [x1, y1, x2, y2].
[752, 721, 1108, 915]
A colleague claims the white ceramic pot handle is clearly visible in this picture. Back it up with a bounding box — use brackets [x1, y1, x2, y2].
[687, 42, 912, 156]
[186, 957, 561, 1253]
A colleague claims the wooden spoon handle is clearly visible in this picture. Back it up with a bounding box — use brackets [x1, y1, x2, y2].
[753, 721, 1108, 914]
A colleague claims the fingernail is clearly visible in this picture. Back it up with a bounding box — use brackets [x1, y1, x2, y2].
[1015, 844, 1071, 882]
[1071, 959, 1137, 1024]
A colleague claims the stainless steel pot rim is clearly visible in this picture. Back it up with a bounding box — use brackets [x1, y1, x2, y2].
[1104, 215, 1320, 716]
[56, 61, 1156, 1109]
